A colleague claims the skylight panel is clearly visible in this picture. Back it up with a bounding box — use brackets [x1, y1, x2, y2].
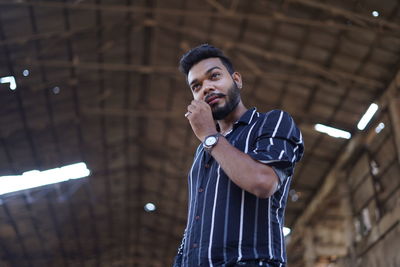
[0, 162, 90, 196]
[0, 76, 17, 90]
[357, 103, 378, 130]
[314, 124, 351, 139]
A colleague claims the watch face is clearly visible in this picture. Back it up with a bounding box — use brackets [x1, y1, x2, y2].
[205, 136, 217, 146]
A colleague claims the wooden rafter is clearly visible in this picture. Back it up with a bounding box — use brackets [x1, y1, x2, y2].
[235, 43, 383, 88]
[288, 0, 400, 31]
[388, 98, 400, 164]
[16, 59, 348, 91]
[1, 1, 400, 36]
[158, 21, 385, 88]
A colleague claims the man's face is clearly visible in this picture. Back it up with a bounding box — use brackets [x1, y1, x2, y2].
[187, 58, 242, 120]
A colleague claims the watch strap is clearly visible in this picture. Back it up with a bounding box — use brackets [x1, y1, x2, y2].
[202, 133, 221, 151]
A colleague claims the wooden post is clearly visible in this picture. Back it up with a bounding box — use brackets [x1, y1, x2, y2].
[388, 98, 400, 164]
[303, 227, 316, 267]
[339, 178, 357, 266]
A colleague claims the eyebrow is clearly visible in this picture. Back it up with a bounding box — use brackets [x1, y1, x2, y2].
[189, 66, 223, 87]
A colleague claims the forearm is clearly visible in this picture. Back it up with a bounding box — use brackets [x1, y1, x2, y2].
[209, 136, 278, 198]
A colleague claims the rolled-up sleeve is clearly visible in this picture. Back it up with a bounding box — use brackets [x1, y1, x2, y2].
[247, 110, 304, 185]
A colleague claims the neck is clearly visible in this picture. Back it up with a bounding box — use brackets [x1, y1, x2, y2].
[217, 101, 247, 134]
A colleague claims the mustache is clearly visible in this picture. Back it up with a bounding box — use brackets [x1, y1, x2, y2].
[205, 93, 226, 102]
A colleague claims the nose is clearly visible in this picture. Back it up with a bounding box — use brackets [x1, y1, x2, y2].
[201, 82, 215, 96]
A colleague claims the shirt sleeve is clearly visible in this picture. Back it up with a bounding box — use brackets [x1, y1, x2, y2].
[247, 110, 304, 185]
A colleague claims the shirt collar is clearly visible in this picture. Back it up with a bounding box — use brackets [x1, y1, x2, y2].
[235, 107, 257, 125]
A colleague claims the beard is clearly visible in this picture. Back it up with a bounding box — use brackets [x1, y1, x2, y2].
[211, 82, 241, 120]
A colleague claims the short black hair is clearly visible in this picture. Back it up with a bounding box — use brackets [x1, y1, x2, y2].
[179, 44, 235, 76]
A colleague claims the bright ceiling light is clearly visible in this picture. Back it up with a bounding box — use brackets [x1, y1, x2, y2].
[22, 69, 30, 77]
[375, 122, 385, 134]
[357, 103, 378, 130]
[144, 202, 156, 212]
[372, 11, 379, 17]
[0, 162, 90, 196]
[0, 76, 17, 90]
[314, 124, 351, 139]
[53, 86, 60, 94]
[283, 227, 291, 237]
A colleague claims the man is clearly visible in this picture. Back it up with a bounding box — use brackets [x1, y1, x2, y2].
[174, 44, 304, 267]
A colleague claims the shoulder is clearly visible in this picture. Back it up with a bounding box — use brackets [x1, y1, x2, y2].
[255, 109, 301, 138]
[263, 109, 293, 119]
[256, 109, 296, 126]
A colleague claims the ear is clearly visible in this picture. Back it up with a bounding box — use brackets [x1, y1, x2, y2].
[232, 72, 242, 89]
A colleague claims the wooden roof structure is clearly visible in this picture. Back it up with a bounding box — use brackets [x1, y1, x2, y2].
[0, 0, 399, 266]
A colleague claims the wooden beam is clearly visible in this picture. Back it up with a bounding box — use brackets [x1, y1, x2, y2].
[288, 0, 400, 32]
[229, 0, 240, 12]
[45, 193, 69, 266]
[355, 202, 400, 257]
[303, 227, 316, 267]
[81, 107, 184, 119]
[205, 0, 233, 15]
[0, 25, 91, 46]
[15, 59, 335, 91]
[0, 202, 32, 266]
[235, 43, 384, 88]
[388, 98, 400, 164]
[17, 59, 180, 74]
[236, 52, 263, 76]
[1, 1, 399, 36]
[315, 244, 348, 257]
[0, 20, 147, 48]
[158, 21, 384, 89]
[339, 181, 357, 264]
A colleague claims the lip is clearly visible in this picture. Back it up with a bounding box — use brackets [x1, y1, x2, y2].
[205, 94, 223, 105]
[207, 97, 220, 105]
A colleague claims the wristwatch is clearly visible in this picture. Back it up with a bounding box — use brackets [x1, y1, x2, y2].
[203, 133, 221, 152]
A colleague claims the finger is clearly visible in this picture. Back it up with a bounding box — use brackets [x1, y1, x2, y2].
[187, 104, 197, 113]
[192, 99, 207, 106]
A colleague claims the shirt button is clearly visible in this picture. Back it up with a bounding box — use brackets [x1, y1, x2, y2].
[195, 215, 200, 220]
[205, 163, 210, 168]
[192, 243, 198, 248]
[198, 188, 204, 193]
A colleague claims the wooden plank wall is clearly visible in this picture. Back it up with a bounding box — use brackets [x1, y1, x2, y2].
[337, 102, 400, 267]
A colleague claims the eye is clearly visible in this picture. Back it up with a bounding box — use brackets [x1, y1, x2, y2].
[191, 83, 200, 91]
[210, 72, 221, 79]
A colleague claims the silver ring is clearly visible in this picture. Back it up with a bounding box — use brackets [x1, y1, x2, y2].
[184, 111, 191, 118]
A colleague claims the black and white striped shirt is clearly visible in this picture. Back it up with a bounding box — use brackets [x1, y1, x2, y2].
[174, 108, 304, 267]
